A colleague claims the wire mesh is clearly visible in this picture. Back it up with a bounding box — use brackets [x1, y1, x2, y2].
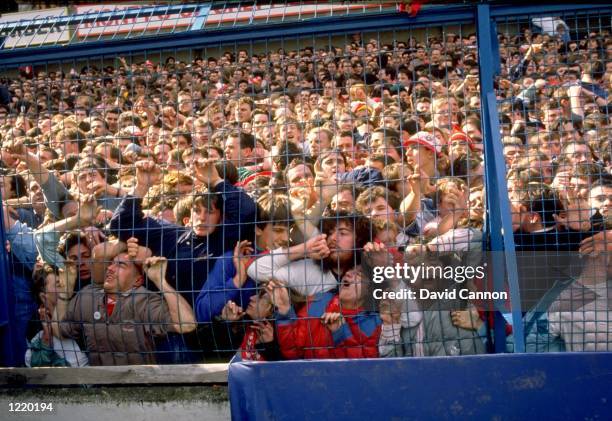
[0, 2, 610, 367]
[494, 8, 612, 352]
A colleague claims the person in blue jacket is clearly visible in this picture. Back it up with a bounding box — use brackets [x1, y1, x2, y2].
[109, 158, 256, 362]
[3, 201, 38, 365]
[109, 158, 257, 306]
[194, 192, 293, 357]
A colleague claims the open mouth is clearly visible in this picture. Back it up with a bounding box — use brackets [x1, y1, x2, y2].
[103, 274, 114, 285]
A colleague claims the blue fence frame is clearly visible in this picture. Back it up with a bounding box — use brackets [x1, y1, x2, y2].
[476, 4, 525, 353]
[0, 1, 608, 365]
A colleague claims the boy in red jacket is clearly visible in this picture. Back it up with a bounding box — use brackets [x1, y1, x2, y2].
[267, 266, 381, 359]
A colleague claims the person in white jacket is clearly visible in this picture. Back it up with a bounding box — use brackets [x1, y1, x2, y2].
[248, 210, 369, 297]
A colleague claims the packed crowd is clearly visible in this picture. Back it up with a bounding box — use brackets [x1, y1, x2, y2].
[1, 24, 611, 367]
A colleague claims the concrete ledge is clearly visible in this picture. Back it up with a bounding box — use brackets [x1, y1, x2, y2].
[1, 385, 230, 421]
[0, 363, 229, 386]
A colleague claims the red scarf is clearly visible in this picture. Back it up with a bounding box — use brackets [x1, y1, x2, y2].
[240, 326, 265, 361]
[106, 296, 116, 317]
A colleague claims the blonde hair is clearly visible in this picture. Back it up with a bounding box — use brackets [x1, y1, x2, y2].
[349, 83, 368, 99]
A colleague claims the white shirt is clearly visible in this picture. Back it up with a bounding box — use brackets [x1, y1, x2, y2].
[548, 281, 612, 352]
[247, 247, 338, 296]
[25, 331, 89, 367]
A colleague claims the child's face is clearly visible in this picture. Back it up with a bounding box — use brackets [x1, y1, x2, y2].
[339, 267, 364, 307]
[438, 182, 467, 215]
[366, 197, 397, 224]
[374, 228, 398, 247]
[43, 273, 59, 308]
[257, 223, 290, 250]
[449, 139, 469, 161]
[331, 190, 354, 212]
[246, 292, 273, 320]
[320, 153, 346, 178]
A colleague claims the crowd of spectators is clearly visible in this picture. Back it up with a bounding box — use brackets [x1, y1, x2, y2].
[1, 22, 611, 366]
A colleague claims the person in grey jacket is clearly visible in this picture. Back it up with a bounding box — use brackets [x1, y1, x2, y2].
[368, 242, 487, 357]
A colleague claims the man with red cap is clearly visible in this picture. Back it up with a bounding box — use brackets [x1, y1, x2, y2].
[403, 131, 442, 179]
[400, 131, 443, 244]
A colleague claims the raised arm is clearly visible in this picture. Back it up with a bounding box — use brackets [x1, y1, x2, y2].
[400, 166, 433, 225]
[143, 256, 197, 333]
[199, 158, 257, 232]
[567, 84, 585, 120]
[290, 175, 335, 241]
[509, 43, 541, 81]
[6, 138, 69, 219]
[4, 203, 38, 271]
[109, 160, 182, 256]
[246, 234, 328, 282]
[427, 184, 468, 238]
[90, 239, 127, 285]
[195, 241, 254, 323]
[7, 138, 51, 187]
[34, 194, 98, 267]
[52, 263, 79, 339]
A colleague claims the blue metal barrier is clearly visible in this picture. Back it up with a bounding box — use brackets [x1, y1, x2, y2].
[229, 352, 612, 420]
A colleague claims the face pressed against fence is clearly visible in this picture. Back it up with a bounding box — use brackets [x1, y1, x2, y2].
[0, 5, 611, 369]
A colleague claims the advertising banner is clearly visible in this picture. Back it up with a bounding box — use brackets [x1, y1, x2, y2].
[75, 3, 388, 38]
[0, 7, 69, 48]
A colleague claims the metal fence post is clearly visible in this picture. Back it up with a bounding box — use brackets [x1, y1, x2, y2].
[476, 3, 525, 353]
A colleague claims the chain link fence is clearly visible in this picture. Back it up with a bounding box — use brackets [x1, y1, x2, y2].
[0, 1, 610, 367]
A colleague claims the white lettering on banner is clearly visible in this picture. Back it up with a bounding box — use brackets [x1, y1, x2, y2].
[0, 7, 69, 48]
[75, 3, 393, 38]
